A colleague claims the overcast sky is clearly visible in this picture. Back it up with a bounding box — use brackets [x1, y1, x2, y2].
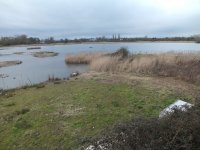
[0, 0, 200, 39]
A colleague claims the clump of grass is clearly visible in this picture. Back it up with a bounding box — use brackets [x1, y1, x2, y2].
[3, 108, 30, 122]
[3, 92, 15, 98]
[111, 101, 120, 107]
[35, 83, 45, 89]
[65, 53, 104, 64]
[90, 104, 200, 150]
[48, 75, 62, 82]
[21, 83, 45, 89]
[16, 108, 30, 115]
[4, 102, 15, 107]
[14, 118, 32, 129]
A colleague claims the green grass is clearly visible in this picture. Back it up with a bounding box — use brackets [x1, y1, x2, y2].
[0, 78, 179, 149]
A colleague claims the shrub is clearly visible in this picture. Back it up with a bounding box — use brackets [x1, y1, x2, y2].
[90, 104, 200, 150]
[110, 47, 129, 58]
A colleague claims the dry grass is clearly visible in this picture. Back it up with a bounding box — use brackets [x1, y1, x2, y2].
[65, 49, 200, 84]
[90, 52, 200, 84]
[65, 53, 104, 64]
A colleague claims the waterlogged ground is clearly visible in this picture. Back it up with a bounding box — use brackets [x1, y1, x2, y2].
[0, 72, 198, 149]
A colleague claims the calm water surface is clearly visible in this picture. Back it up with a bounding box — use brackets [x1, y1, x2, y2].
[0, 42, 200, 89]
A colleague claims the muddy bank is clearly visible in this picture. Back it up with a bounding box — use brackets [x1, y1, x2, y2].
[32, 51, 58, 58]
[0, 61, 22, 68]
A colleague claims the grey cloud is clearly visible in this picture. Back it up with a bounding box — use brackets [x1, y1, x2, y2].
[0, 0, 200, 38]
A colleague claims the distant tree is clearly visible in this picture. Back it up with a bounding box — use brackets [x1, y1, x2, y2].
[27, 37, 40, 44]
[0, 35, 41, 46]
[194, 35, 200, 43]
[44, 37, 55, 44]
[16, 35, 28, 44]
[64, 38, 68, 43]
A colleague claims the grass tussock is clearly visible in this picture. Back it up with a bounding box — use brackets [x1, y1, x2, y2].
[65, 53, 104, 64]
[90, 104, 200, 150]
[90, 50, 200, 84]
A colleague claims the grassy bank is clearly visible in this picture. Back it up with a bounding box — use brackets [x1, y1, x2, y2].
[0, 74, 188, 149]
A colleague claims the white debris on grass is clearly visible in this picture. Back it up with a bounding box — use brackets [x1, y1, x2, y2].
[86, 145, 95, 150]
[70, 72, 80, 77]
[159, 100, 193, 118]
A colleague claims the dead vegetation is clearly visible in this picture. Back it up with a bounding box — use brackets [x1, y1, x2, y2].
[89, 104, 200, 150]
[66, 48, 200, 84]
[65, 53, 104, 64]
[90, 49, 200, 85]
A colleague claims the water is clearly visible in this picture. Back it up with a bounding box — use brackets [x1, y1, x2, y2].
[0, 42, 200, 89]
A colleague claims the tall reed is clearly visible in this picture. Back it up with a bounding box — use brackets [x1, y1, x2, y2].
[90, 52, 200, 84]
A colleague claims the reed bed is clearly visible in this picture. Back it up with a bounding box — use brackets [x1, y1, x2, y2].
[65, 48, 200, 84]
[91, 52, 200, 84]
[65, 53, 104, 64]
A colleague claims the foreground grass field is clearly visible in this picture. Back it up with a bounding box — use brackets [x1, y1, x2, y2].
[0, 73, 198, 149]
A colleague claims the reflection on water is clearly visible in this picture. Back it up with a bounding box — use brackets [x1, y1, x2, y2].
[0, 42, 200, 89]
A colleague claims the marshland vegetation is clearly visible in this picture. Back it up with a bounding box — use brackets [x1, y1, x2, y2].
[31, 51, 58, 58]
[66, 48, 200, 85]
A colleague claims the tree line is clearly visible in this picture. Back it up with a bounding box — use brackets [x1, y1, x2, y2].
[0, 35, 69, 46]
[0, 34, 200, 46]
[0, 35, 40, 46]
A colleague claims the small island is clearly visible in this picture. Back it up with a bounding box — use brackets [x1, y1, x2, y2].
[13, 52, 25, 55]
[27, 47, 41, 50]
[0, 60, 22, 68]
[0, 74, 9, 78]
[31, 51, 58, 58]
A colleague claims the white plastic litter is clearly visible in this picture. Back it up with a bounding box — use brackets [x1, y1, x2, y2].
[159, 100, 193, 118]
[85, 145, 95, 150]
